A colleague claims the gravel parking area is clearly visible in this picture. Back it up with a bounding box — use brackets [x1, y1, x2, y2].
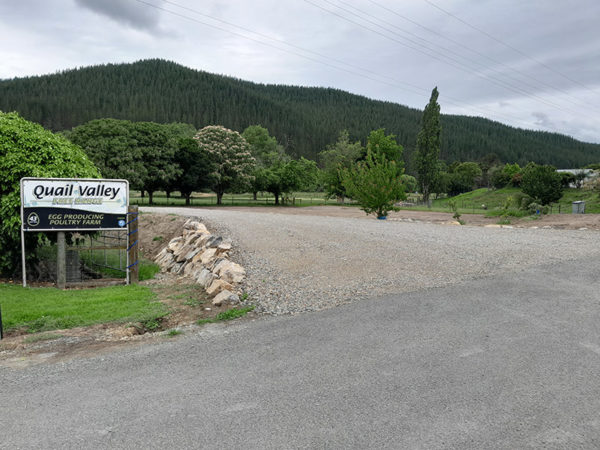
[143, 207, 600, 315]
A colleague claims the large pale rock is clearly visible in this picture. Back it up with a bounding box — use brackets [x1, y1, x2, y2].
[155, 247, 169, 261]
[212, 290, 240, 306]
[155, 247, 174, 268]
[186, 265, 206, 280]
[184, 220, 209, 234]
[182, 247, 201, 261]
[200, 248, 218, 265]
[197, 234, 212, 248]
[210, 258, 228, 273]
[216, 240, 232, 255]
[184, 231, 203, 246]
[168, 236, 184, 253]
[183, 261, 200, 278]
[196, 268, 215, 287]
[191, 252, 205, 265]
[214, 260, 246, 284]
[170, 262, 185, 274]
[205, 279, 233, 296]
[175, 244, 195, 262]
[156, 253, 174, 270]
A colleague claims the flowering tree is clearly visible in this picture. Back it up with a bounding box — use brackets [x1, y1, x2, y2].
[194, 126, 256, 205]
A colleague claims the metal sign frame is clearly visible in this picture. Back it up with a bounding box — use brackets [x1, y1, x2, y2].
[20, 177, 130, 287]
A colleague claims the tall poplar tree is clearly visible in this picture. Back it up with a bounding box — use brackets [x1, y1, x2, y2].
[415, 87, 441, 205]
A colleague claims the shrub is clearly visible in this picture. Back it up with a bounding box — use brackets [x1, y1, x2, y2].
[341, 149, 406, 218]
[0, 112, 100, 276]
[521, 163, 563, 205]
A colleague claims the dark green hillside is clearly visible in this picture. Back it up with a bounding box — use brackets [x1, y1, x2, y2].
[1, 59, 599, 168]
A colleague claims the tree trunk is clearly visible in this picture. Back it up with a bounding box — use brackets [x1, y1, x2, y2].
[274, 193, 279, 205]
[148, 191, 154, 205]
[216, 192, 223, 205]
[166, 191, 171, 201]
[185, 194, 190, 206]
[253, 191, 257, 201]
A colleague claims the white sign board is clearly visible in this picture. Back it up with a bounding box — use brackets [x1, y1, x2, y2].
[21, 178, 129, 231]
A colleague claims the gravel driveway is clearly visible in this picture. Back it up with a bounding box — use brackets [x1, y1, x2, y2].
[143, 207, 600, 314]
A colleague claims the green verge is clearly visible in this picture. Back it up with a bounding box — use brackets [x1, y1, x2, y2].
[130, 191, 358, 207]
[197, 306, 255, 325]
[407, 187, 600, 215]
[0, 284, 166, 333]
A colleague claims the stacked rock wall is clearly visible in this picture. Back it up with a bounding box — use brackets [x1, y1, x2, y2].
[154, 219, 246, 306]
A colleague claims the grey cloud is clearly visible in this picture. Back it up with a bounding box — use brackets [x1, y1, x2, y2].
[532, 111, 554, 128]
[75, 0, 163, 32]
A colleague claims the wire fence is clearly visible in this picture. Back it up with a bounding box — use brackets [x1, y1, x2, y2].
[28, 231, 129, 285]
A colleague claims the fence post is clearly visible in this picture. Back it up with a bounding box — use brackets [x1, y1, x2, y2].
[57, 231, 66, 289]
[128, 205, 139, 284]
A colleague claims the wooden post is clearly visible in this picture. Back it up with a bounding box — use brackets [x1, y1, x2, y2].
[57, 231, 66, 289]
[128, 205, 139, 284]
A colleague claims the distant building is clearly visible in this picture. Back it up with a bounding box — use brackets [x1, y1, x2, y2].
[556, 169, 598, 188]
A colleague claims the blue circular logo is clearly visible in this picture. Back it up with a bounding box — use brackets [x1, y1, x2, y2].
[118, 219, 126, 227]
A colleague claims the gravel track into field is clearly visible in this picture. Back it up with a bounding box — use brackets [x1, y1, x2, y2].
[143, 207, 600, 315]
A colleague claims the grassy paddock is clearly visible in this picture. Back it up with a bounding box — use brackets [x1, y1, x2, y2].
[404, 187, 600, 215]
[79, 250, 160, 281]
[130, 191, 357, 207]
[0, 284, 166, 334]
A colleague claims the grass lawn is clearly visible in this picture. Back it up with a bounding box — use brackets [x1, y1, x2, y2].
[405, 187, 600, 215]
[0, 284, 166, 334]
[130, 191, 356, 207]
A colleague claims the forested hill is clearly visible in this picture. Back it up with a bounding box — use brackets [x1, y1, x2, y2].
[1, 59, 599, 168]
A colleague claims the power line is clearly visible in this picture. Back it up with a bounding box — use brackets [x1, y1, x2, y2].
[309, 0, 585, 117]
[367, 0, 600, 114]
[131, 0, 558, 132]
[422, 0, 600, 96]
[133, 0, 425, 97]
[158, 0, 428, 96]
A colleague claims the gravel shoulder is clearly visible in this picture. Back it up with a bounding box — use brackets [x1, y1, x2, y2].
[142, 206, 600, 315]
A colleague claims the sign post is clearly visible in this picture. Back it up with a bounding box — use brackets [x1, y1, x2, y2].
[20, 178, 129, 288]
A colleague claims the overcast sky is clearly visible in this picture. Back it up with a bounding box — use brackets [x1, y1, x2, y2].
[1, 0, 599, 143]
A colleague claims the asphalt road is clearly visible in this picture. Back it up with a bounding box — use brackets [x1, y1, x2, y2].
[3, 255, 600, 449]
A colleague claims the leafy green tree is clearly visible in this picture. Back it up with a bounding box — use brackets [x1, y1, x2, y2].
[319, 130, 363, 202]
[415, 87, 442, 205]
[67, 118, 146, 189]
[134, 122, 183, 204]
[365, 128, 403, 166]
[68, 119, 192, 204]
[172, 138, 213, 205]
[400, 174, 417, 193]
[446, 162, 483, 196]
[521, 163, 563, 205]
[242, 125, 283, 164]
[478, 153, 501, 188]
[255, 157, 319, 205]
[341, 149, 406, 218]
[0, 112, 100, 276]
[194, 126, 256, 205]
[286, 157, 320, 193]
[491, 163, 522, 188]
[243, 125, 287, 200]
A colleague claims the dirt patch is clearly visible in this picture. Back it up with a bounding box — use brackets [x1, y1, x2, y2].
[138, 211, 189, 257]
